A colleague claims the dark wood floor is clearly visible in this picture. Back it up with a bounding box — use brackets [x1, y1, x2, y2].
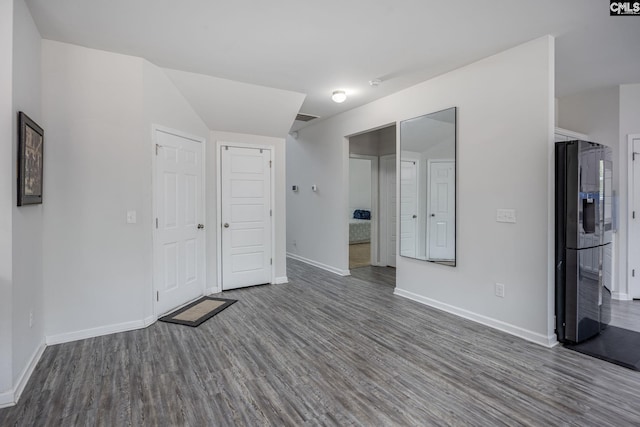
[2, 259, 640, 426]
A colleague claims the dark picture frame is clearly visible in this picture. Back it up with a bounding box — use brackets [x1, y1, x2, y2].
[17, 111, 44, 206]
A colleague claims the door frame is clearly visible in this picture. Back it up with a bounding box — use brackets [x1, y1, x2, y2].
[627, 134, 640, 299]
[216, 141, 276, 290]
[349, 154, 380, 267]
[379, 154, 396, 267]
[151, 124, 207, 317]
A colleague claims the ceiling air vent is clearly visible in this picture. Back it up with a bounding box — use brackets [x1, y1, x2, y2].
[295, 113, 319, 122]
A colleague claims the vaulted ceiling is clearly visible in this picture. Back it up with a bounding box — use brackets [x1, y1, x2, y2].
[26, 0, 640, 131]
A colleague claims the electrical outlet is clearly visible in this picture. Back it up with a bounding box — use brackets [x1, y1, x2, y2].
[495, 283, 505, 298]
[496, 209, 516, 223]
[29, 310, 34, 328]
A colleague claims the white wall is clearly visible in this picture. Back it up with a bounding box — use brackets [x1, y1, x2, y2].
[0, 0, 14, 401]
[208, 131, 289, 286]
[287, 36, 555, 345]
[349, 158, 372, 213]
[11, 0, 44, 391]
[41, 41, 212, 342]
[41, 41, 148, 340]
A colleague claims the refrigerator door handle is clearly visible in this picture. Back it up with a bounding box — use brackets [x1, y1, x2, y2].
[598, 245, 603, 307]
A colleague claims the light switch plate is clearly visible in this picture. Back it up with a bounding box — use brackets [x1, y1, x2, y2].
[496, 209, 516, 223]
[126, 210, 137, 224]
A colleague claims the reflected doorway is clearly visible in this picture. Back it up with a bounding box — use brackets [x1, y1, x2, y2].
[347, 125, 397, 273]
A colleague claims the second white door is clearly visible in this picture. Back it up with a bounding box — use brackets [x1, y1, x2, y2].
[428, 160, 455, 261]
[221, 146, 272, 290]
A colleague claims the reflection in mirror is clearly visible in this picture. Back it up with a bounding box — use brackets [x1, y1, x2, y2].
[399, 107, 456, 266]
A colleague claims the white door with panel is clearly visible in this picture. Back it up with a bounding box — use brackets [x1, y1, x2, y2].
[428, 160, 455, 261]
[400, 160, 417, 258]
[221, 146, 272, 290]
[154, 129, 205, 316]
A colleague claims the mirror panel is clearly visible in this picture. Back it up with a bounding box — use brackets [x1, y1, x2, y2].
[399, 107, 456, 266]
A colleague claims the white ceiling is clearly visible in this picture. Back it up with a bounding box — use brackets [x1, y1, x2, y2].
[163, 68, 305, 137]
[25, 0, 640, 131]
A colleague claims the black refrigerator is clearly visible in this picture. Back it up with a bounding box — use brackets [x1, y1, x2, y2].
[555, 140, 613, 344]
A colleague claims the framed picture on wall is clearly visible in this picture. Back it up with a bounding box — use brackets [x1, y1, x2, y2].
[17, 111, 44, 206]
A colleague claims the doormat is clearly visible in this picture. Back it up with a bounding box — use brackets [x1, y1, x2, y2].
[159, 296, 237, 327]
[565, 325, 640, 371]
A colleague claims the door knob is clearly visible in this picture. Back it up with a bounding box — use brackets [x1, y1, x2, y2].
[197, 224, 205, 229]
[430, 213, 435, 217]
[412, 215, 417, 219]
[223, 223, 229, 228]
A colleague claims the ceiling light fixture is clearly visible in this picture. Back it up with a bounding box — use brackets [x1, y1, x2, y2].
[331, 90, 347, 103]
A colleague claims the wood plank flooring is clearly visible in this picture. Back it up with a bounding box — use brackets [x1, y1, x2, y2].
[2, 258, 640, 426]
[610, 298, 640, 333]
[349, 243, 371, 269]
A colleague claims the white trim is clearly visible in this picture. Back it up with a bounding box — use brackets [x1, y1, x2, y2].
[46, 316, 155, 346]
[394, 288, 559, 348]
[627, 134, 640, 299]
[612, 291, 632, 301]
[349, 154, 380, 266]
[217, 141, 276, 289]
[274, 276, 289, 284]
[0, 390, 13, 409]
[287, 253, 350, 276]
[151, 124, 207, 317]
[0, 341, 47, 408]
[13, 342, 46, 404]
[554, 127, 589, 141]
[379, 154, 396, 267]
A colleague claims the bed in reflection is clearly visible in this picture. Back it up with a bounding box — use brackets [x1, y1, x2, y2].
[349, 209, 371, 244]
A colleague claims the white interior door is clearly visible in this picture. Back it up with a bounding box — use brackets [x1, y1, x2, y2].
[428, 160, 455, 261]
[221, 146, 272, 290]
[400, 160, 417, 258]
[629, 136, 640, 298]
[154, 129, 205, 316]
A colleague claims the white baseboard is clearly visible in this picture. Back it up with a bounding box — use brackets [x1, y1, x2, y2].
[46, 317, 153, 346]
[13, 341, 46, 404]
[394, 288, 558, 348]
[0, 341, 47, 408]
[612, 291, 632, 301]
[143, 315, 156, 327]
[286, 253, 350, 276]
[0, 390, 13, 409]
[274, 276, 288, 284]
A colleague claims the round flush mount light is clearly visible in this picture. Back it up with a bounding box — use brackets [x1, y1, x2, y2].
[331, 90, 347, 103]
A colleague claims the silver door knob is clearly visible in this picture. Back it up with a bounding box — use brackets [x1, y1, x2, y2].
[197, 224, 204, 229]
[223, 223, 229, 228]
